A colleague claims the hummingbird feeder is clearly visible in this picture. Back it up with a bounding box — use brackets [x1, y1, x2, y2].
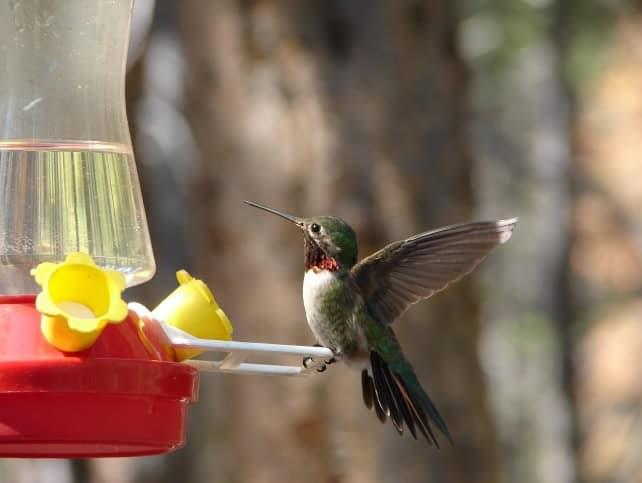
[0, 0, 331, 458]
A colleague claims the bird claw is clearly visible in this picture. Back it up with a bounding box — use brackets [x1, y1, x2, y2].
[302, 357, 327, 372]
[302, 352, 337, 373]
[315, 356, 338, 373]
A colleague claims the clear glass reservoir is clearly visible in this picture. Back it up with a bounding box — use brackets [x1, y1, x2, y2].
[0, 0, 155, 294]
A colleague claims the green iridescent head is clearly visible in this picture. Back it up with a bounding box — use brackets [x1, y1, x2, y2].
[244, 201, 358, 270]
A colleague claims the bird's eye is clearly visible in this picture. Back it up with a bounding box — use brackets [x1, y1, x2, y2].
[310, 223, 321, 233]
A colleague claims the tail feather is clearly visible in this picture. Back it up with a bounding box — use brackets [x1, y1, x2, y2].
[380, 359, 417, 439]
[371, 352, 404, 434]
[392, 372, 439, 446]
[362, 351, 452, 447]
[361, 370, 374, 410]
[363, 369, 389, 424]
[372, 387, 387, 424]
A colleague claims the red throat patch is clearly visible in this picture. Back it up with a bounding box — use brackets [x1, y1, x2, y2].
[316, 257, 340, 272]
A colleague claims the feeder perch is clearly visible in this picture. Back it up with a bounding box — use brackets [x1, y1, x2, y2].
[133, 304, 334, 377]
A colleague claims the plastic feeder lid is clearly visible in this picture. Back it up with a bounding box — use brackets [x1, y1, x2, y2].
[0, 295, 199, 458]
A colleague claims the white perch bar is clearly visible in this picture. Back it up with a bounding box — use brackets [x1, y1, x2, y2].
[167, 323, 334, 376]
[128, 303, 334, 377]
[185, 360, 308, 377]
[167, 329, 334, 358]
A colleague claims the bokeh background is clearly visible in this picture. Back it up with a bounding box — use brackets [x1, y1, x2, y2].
[3, 0, 642, 482]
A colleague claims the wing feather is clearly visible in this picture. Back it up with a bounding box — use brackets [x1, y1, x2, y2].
[351, 219, 517, 323]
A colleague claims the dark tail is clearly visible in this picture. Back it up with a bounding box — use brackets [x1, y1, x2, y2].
[361, 351, 453, 447]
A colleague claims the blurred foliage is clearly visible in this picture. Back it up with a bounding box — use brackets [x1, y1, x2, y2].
[459, 1, 642, 483]
[460, 0, 635, 91]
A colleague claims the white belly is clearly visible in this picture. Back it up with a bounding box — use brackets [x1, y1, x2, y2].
[302, 269, 369, 360]
[302, 269, 337, 343]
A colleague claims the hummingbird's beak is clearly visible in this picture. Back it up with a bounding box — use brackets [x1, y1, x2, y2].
[244, 200, 304, 228]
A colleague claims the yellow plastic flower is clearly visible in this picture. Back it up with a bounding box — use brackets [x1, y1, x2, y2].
[32, 252, 129, 351]
[152, 270, 233, 361]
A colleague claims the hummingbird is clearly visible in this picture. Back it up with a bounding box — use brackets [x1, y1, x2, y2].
[245, 200, 516, 447]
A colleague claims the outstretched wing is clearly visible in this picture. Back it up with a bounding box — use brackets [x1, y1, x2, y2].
[351, 218, 517, 323]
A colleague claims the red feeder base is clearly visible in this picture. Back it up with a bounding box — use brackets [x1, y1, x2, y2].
[0, 296, 199, 458]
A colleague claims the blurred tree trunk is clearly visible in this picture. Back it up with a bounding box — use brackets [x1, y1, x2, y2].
[181, 2, 499, 483]
[574, 9, 642, 483]
[551, 0, 581, 479]
[464, 0, 589, 479]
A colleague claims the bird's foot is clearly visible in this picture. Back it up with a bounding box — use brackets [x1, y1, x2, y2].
[315, 356, 338, 373]
[324, 356, 337, 365]
[302, 356, 328, 372]
[302, 346, 337, 373]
